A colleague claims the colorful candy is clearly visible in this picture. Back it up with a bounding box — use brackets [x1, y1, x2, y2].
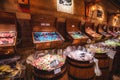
[31, 54, 66, 71]
[33, 32, 63, 42]
[0, 32, 16, 45]
[69, 32, 87, 39]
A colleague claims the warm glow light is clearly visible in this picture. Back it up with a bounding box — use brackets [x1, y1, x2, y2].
[89, 4, 104, 22]
[113, 16, 118, 26]
[91, 6, 96, 11]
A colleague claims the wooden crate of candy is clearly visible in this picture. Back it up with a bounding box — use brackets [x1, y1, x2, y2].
[0, 12, 17, 56]
[66, 19, 88, 45]
[32, 15, 64, 50]
[108, 26, 118, 38]
[84, 22, 102, 42]
[97, 24, 111, 40]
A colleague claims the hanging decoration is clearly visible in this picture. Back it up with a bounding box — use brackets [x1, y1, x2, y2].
[89, 4, 104, 22]
[112, 15, 119, 26]
[57, 0, 74, 14]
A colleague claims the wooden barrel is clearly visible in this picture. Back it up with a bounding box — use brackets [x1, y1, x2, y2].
[67, 56, 95, 80]
[112, 46, 120, 76]
[95, 53, 110, 80]
[33, 63, 68, 80]
[95, 53, 110, 69]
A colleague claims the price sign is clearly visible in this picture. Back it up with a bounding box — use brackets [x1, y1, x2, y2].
[50, 60, 59, 68]
[54, 68, 61, 74]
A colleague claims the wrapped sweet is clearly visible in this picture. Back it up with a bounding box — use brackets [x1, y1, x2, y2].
[86, 43, 117, 59]
[0, 62, 25, 79]
[69, 32, 87, 39]
[67, 50, 93, 61]
[33, 32, 62, 42]
[64, 46, 94, 61]
[30, 54, 66, 71]
[104, 39, 120, 47]
[0, 32, 16, 45]
[0, 38, 14, 45]
[87, 46, 106, 54]
[86, 27, 101, 37]
[0, 32, 15, 38]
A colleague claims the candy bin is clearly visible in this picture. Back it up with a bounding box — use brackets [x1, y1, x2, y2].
[87, 44, 110, 80]
[26, 53, 68, 80]
[96, 24, 112, 40]
[0, 12, 26, 80]
[84, 22, 102, 43]
[0, 55, 26, 80]
[64, 46, 95, 80]
[108, 26, 118, 38]
[0, 11, 17, 59]
[32, 15, 64, 50]
[66, 19, 89, 46]
[29, 14, 68, 80]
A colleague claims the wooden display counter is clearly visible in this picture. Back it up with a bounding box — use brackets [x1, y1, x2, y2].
[66, 19, 89, 45]
[84, 22, 102, 42]
[108, 26, 118, 38]
[32, 15, 64, 50]
[96, 24, 112, 40]
[0, 12, 17, 58]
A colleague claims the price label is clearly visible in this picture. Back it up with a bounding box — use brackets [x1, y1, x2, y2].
[50, 60, 59, 68]
[54, 68, 61, 74]
[46, 23, 50, 26]
[41, 23, 45, 26]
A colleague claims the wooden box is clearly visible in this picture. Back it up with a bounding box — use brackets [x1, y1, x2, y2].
[84, 22, 102, 42]
[32, 15, 64, 50]
[97, 24, 111, 40]
[0, 24, 17, 47]
[0, 12, 17, 56]
[108, 26, 118, 38]
[66, 19, 89, 45]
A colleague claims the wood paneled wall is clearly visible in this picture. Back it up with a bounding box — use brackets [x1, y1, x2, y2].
[30, 0, 85, 20]
[0, 0, 119, 22]
[0, 0, 85, 20]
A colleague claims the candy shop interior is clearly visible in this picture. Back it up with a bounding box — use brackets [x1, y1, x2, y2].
[0, 0, 120, 80]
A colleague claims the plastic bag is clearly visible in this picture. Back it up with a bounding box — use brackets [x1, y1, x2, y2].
[94, 58, 102, 76]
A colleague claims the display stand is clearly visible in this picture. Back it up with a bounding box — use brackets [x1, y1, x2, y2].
[32, 15, 64, 50]
[0, 12, 26, 80]
[0, 12, 17, 59]
[97, 24, 111, 40]
[108, 26, 118, 38]
[84, 22, 102, 43]
[66, 19, 89, 45]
